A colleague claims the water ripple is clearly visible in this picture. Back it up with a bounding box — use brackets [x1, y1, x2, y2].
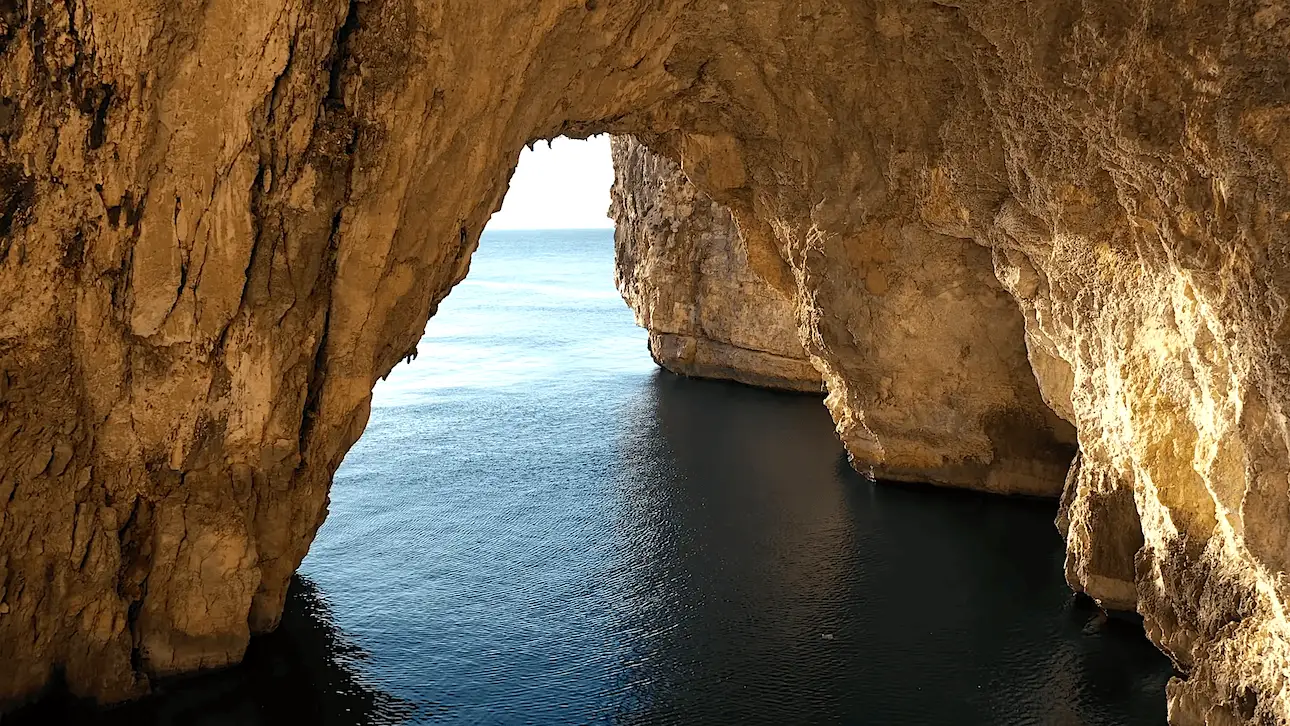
[9, 230, 1175, 725]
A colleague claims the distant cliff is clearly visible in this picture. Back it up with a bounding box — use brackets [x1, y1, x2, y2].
[610, 137, 821, 393]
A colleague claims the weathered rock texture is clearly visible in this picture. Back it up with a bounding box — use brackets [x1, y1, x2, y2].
[610, 136, 822, 393]
[1, 1, 1288, 723]
[612, 134, 1077, 494]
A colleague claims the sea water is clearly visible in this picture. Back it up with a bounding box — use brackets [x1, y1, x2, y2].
[20, 229, 1173, 725]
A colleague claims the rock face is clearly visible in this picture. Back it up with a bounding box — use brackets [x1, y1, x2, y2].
[611, 135, 1077, 495]
[610, 136, 821, 393]
[1, 1, 1288, 722]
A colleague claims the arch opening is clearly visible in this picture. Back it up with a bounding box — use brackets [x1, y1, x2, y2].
[142, 135, 1164, 725]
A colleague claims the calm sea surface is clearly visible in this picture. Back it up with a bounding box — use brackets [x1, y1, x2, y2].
[21, 229, 1173, 725]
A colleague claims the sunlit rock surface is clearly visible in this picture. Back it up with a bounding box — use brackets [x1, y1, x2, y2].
[1, 0, 1288, 721]
[610, 136, 821, 393]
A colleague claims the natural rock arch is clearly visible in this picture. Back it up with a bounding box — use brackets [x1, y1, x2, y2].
[1, 2, 1287, 723]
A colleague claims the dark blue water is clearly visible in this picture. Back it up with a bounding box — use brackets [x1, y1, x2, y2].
[18, 230, 1173, 725]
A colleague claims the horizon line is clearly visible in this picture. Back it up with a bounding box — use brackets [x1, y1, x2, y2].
[483, 226, 616, 232]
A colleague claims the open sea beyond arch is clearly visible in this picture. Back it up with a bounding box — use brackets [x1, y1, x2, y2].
[19, 229, 1173, 725]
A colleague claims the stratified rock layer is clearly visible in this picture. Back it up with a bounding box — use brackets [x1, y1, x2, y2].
[610, 136, 821, 393]
[1, 1, 1288, 722]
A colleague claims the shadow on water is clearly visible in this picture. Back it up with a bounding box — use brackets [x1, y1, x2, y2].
[7, 576, 416, 726]
[606, 371, 1174, 725]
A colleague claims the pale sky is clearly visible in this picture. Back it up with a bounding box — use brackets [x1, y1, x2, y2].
[486, 135, 616, 230]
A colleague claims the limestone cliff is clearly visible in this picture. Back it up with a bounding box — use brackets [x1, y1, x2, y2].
[610, 136, 821, 393]
[611, 134, 1077, 496]
[1, 1, 1288, 723]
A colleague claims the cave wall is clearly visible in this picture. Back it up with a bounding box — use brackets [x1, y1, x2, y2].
[610, 135, 822, 393]
[1, 1, 1288, 722]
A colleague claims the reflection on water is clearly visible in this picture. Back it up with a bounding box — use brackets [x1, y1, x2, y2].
[12, 230, 1174, 724]
[10, 576, 414, 726]
[609, 374, 1171, 724]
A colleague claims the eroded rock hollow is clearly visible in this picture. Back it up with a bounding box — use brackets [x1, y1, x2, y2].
[1, 1, 1287, 722]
